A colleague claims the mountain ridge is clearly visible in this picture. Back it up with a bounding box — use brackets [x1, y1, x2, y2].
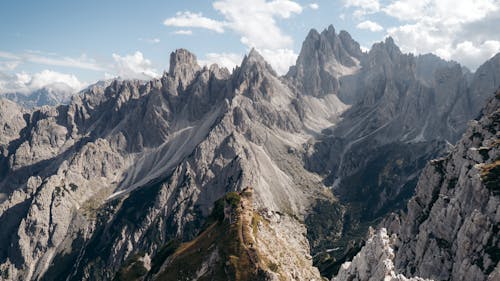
[0, 25, 498, 281]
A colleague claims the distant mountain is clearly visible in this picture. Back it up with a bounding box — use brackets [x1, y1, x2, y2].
[2, 82, 75, 108]
[2, 80, 113, 109]
[0, 25, 498, 281]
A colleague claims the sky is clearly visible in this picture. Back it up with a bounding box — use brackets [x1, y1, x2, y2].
[0, 0, 499, 94]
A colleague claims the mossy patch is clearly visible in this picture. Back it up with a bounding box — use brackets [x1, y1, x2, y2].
[155, 189, 265, 281]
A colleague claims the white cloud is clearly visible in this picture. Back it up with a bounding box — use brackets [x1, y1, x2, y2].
[384, 0, 496, 23]
[344, 0, 381, 18]
[258, 48, 298, 75]
[309, 3, 319, 10]
[0, 61, 20, 71]
[111, 51, 160, 80]
[173, 30, 193, 35]
[0, 70, 85, 94]
[360, 46, 370, 52]
[164, 0, 302, 75]
[199, 52, 243, 70]
[212, 0, 302, 50]
[28, 70, 84, 91]
[0, 50, 20, 60]
[164, 11, 225, 33]
[139, 38, 161, 44]
[383, 1, 429, 21]
[27, 53, 104, 71]
[0, 50, 105, 71]
[437, 40, 500, 70]
[356, 20, 383, 32]
[384, 0, 500, 70]
[164, 1, 303, 50]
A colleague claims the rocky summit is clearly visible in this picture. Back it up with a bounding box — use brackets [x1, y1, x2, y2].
[0, 25, 498, 281]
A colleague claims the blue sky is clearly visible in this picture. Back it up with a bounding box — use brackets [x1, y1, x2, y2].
[1, 0, 499, 93]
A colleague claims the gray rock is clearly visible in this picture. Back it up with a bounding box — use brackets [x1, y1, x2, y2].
[0, 26, 498, 281]
[334, 92, 500, 281]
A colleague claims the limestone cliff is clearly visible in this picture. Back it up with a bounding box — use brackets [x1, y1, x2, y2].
[334, 91, 500, 281]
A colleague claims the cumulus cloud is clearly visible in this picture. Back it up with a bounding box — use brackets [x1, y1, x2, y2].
[164, 0, 303, 76]
[384, 0, 495, 23]
[438, 40, 500, 70]
[344, 0, 381, 18]
[356, 20, 383, 32]
[164, 11, 225, 33]
[164, 0, 302, 50]
[111, 51, 160, 80]
[258, 48, 298, 74]
[199, 52, 243, 70]
[309, 3, 319, 10]
[384, 0, 500, 70]
[212, 0, 302, 50]
[0, 70, 85, 94]
[173, 30, 193, 35]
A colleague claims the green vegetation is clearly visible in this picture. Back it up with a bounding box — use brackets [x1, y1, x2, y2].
[154, 190, 263, 281]
[226, 192, 241, 208]
[209, 191, 242, 223]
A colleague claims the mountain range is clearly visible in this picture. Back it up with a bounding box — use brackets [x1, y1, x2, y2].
[0, 25, 498, 281]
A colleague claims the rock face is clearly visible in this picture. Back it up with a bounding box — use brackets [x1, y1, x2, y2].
[0, 98, 26, 147]
[393, 91, 500, 281]
[144, 188, 321, 281]
[302, 36, 500, 277]
[334, 92, 500, 281]
[0, 25, 498, 281]
[169, 48, 202, 91]
[0, 44, 344, 280]
[334, 228, 431, 281]
[286, 25, 363, 98]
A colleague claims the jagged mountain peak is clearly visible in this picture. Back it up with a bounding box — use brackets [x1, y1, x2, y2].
[235, 48, 279, 85]
[326, 24, 335, 34]
[299, 25, 363, 64]
[338, 30, 364, 58]
[168, 48, 201, 90]
[168, 48, 200, 74]
[1, 23, 499, 281]
[305, 27, 321, 40]
[286, 25, 362, 98]
[320, 24, 337, 41]
[369, 36, 403, 60]
[239, 48, 276, 74]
